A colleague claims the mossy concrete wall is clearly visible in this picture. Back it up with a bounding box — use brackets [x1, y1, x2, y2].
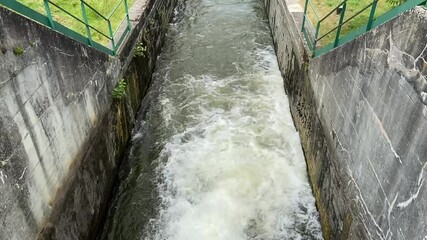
[0, 0, 177, 239]
[265, 0, 427, 239]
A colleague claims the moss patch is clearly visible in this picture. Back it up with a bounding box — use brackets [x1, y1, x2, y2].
[13, 46, 24, 56]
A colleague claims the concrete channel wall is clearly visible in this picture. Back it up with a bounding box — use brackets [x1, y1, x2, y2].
[265, 0, 427, 239]
[0, 0, 177, 239]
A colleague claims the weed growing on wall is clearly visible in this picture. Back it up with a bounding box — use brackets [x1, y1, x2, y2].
[303, 61, 309, 72]
[134, 43, 147, 57]
[112, 79, 127, 99]
[13, 47, 24, 56]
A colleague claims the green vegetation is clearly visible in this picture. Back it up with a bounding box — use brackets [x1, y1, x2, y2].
[17, 0, 135, 44]
[112, 79, 127, 99]
[13, 46, 24, 56]
[303, 61, 309, 72]
[134, 43, 146, 57]
[303, 0, 398, 45]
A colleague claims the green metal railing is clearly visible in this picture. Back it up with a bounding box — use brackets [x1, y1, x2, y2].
[302, 0, 427, 57]
[0, 0, 131, 55]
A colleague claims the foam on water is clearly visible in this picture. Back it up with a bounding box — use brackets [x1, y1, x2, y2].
[99, 1, 323, 239]
[144, 46, 322, 240]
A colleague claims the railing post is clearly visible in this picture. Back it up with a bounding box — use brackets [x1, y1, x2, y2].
[108, 20, 116, 55]
[124, 0, 131, 31]
[80, 1, 93, 46]
[43, 0, 55, 29]
[334, 1, 346, 47]
[366, 0, 378, 31]
[313, 21, 321, 56]
[301, 0, 309, 32]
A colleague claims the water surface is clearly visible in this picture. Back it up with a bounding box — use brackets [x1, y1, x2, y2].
[100, 1, 323, 239]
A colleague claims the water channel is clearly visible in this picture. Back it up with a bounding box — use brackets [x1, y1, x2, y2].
[100, 0, 323, 239]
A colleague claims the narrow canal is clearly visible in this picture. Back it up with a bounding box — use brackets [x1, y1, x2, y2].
[99, 0, 323, 239]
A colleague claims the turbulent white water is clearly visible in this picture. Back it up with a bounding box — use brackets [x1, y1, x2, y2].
[100, 0, 323, 239]
[147, 48, 322, 240]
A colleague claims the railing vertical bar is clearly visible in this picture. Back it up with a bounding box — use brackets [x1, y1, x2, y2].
[43, 0, 55, 29]
[308, 0, 320, 21]
[124, 0, 131, 31]
[107, 20, 116, 55]
[366, 0, 378, 31]
[334, 1, 346, 47]
[314, 21, 320, 50]
[80, 1, 93, 46]
[306, 0, 426, 57]
[301, 0, 310, 32]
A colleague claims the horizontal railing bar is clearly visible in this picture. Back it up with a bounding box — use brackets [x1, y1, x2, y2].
[48, 0, 111, 40]
[0, 0, 51, 27]
[48, 1, 85, 24]
[317, 25, 338, 42]
[319, 0, 346, 23]
[91, 40, 114, 55]
[107, 0, 124, 20]
[0, 0, 132, 56]
[80, 0, 108, 21]
[89, 25, 111, 39]
[314, 0, 427, 57]
[317, 1, 374, 42]
[341, 3, 374, 27]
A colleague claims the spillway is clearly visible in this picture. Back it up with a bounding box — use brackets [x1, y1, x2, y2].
[99, 0, 323, 239]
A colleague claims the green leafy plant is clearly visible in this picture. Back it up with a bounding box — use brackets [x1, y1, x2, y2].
[112, 79, 127, 99]
[13, 47, 24, 56]
[134, 43, 147, 57]
[303, 61, 309, 72]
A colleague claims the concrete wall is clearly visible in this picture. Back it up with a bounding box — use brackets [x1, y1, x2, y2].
[0, 0, 177, 239]
[266, 0, 427, 239]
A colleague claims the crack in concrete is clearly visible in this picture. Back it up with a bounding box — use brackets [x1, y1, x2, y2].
[388, 31, 427, 104]
[0, 170, 6, 184]
[385, 194, 398, 239]
[51, 46, 75, 57]
[18, 166, 28, 181]
[397, 160, 427, 209]
[348, 168, 387, 240]
[397, 179, 424, 209]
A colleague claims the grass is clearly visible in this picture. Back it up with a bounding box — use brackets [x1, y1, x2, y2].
[17, 0, 135, 44]
[302, 0, 396, 46]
